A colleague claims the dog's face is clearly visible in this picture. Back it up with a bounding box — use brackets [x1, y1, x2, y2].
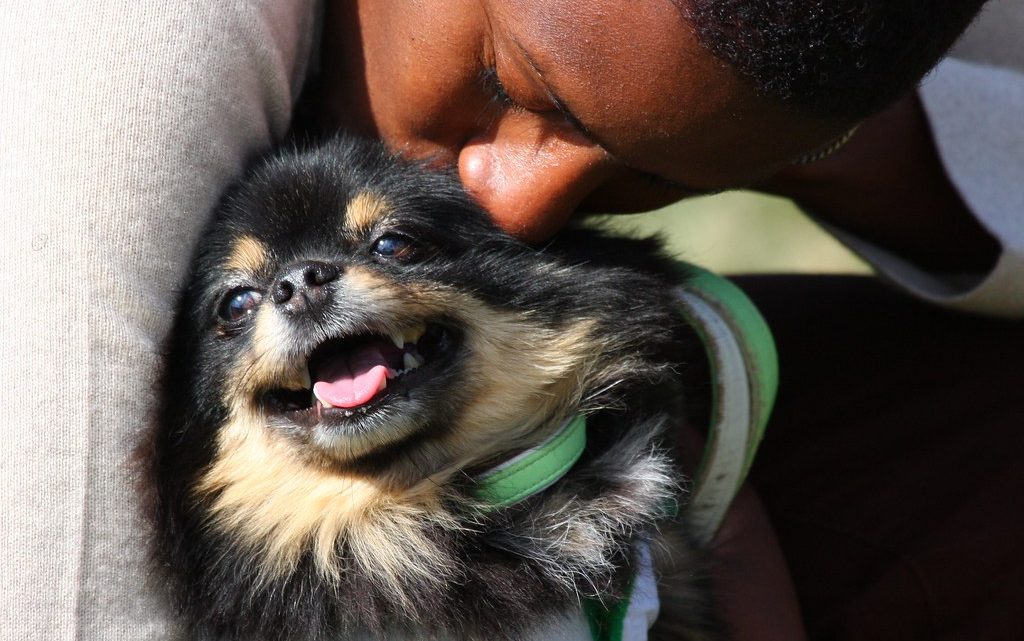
[164, 142, 640, 578]
[190, 146, 600, 477]
[150, 139, 699, 639]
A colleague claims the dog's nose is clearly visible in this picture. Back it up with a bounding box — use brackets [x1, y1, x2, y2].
[270, 260, 339, 313]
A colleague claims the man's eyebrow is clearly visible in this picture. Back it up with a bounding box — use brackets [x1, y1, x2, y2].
[507, 34, 598, 141]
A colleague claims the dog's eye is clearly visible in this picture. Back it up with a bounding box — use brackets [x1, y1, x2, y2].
[218, 288, 263, 324]
[371, 233, 416, 261]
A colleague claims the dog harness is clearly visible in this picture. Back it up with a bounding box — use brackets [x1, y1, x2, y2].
[672, 265, 778, 547]
[472, 265, 779, 641]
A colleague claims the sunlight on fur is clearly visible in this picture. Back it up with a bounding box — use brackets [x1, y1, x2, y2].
[225, 234, 270, 275]
[344, 191, 390, 234]
[194, 413, 463, 607]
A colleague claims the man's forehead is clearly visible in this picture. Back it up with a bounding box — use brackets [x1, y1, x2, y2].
[489, 0, 747, 160]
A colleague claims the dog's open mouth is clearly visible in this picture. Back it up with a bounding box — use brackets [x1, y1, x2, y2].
[261, 322, 457, 426]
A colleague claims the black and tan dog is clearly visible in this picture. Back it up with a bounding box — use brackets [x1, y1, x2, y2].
[142, 137, 718, 641]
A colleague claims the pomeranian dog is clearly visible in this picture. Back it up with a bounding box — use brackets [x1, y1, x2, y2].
[142, 137, 719, 641]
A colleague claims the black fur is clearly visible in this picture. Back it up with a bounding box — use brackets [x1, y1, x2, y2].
[143, 136, 719, 641]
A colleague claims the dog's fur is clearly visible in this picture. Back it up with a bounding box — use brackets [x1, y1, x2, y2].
[141, 137, 719, 641]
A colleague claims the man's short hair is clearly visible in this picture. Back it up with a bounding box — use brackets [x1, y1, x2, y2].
[686, 0, 988, 119]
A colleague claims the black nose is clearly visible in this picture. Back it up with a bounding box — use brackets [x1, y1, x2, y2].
[270, 260, 339, 312]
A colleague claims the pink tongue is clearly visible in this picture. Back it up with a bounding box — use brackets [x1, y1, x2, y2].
[312, 343, 390, 409]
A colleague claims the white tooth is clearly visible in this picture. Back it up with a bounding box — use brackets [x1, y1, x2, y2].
[300, 368, 312, 389]
[390, 332, 405, 349]
[403, 353, 419, 371]
[386, 367, 398, 379]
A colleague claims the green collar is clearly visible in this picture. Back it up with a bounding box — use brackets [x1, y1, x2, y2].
[472, 414, 587, 509]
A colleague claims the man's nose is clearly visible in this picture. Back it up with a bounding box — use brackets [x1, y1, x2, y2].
[456, 114, 612, 242]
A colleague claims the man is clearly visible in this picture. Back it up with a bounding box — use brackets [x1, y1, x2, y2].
[304, 2, 1022, 638]
[2, 0, 1019, 639]
[310, 0, 1002, 282]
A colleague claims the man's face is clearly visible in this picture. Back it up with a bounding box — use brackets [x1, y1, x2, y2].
[320, 0, 848, 240]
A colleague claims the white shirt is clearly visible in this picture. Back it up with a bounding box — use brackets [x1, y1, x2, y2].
[834, 0, 1024, 317]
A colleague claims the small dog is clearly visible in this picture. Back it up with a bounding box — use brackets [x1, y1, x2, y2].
[142, 137, 719, 641]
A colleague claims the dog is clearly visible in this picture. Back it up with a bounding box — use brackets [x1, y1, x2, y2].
[141, 137, 719, 641]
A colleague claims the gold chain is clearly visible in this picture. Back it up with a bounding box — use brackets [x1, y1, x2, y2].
[793, 125, 861, 165]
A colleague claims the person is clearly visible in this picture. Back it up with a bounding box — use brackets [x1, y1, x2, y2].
[299, 3, 1023, 640]
[306, 0, 1004, 286]
[1, 1, 1020, 639]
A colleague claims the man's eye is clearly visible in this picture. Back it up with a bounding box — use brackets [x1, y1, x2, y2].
[218, 288, 263, 324]
[480, 67, 518, 110]
[371, 233, 417, 261]
[479, 65, 580, 131]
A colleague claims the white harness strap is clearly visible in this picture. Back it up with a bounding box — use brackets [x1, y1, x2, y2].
[674, 288, 753, 546]
[674, 268, 778, 546]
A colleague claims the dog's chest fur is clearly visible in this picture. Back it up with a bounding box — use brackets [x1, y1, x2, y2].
[141, 138, 718, 641]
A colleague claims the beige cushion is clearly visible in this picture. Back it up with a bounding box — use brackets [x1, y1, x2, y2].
[0, 2, 316, 637]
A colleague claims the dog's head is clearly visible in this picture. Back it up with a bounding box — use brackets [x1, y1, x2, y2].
[175, 141, 620, 485]
[150, 139, 690, 636]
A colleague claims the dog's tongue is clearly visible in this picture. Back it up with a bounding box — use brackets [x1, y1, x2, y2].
[312, 343, 390, 409]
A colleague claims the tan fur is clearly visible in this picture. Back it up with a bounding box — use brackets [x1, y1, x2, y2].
[194, 406, 460, 603]
[224, 310, 309, 397]
[344, 191, 389, 234]
[439, 308, 598, 469]
[225, 234, 270, 275]
[196, 265, 615, 594]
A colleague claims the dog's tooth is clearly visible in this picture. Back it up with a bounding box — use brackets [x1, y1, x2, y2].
[300, 368, 312, 390]
[377, 377, 387, 393]
[386, 367, 398, 379]
[389, 331, 405, 349]
[403, 353, 419, 371]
